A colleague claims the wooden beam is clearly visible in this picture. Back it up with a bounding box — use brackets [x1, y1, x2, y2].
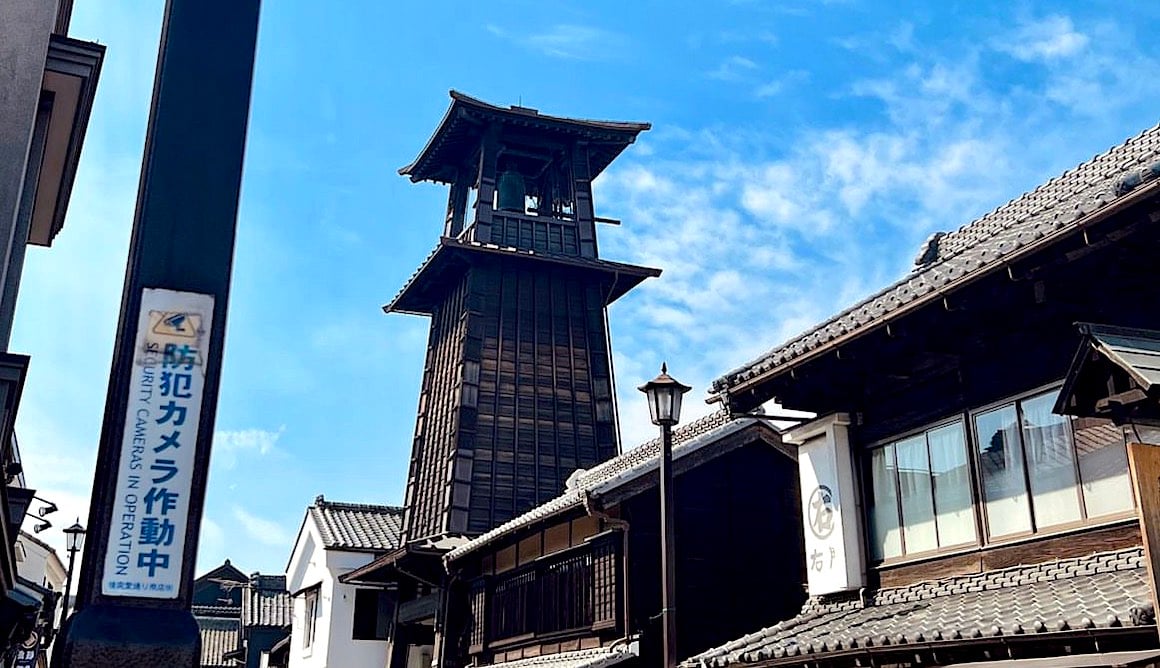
[1127, 442, 1160, 643]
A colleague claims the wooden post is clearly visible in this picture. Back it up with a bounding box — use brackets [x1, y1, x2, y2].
[1127, 442, 1160, 634]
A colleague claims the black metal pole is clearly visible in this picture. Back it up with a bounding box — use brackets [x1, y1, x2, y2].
[53, 0, 260, 665]
[660, 422, 677, 668]
[53, 549, 76, 663]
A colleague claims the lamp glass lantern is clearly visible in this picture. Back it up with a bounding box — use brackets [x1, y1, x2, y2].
[63, 521, 86, 552]
[637, 363, 692, 427]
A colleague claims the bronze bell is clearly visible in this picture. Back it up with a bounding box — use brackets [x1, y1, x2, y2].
[496, 169, 526, 213]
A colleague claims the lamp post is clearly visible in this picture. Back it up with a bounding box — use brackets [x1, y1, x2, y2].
[60, 521, 85, 629]
[638, 364, 691, 668]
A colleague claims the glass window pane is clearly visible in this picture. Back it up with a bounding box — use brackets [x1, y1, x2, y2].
[896, 435, 937, 553]
[975, 405, 1033, 538]
[868, 445, 902, 560]
[1021, 391, 1082, 527]
[928, 422, 977, 547]
[1074, 417, 1133, 517]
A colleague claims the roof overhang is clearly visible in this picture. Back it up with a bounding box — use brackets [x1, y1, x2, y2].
[384, 238, 660, 315]
[1056, 323, 1160, 424]
[339, 535, 469, 587]
[712, 181, 1160, 413]
[400, 90, 650, 185]
[28, 35, 104, 247]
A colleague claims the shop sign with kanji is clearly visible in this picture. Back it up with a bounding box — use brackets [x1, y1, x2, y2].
[101, 288, 214, 599]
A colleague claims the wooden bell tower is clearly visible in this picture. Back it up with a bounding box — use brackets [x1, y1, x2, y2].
[386, 91, 659, 540]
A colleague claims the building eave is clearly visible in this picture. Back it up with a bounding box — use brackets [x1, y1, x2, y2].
[28, 35, 104, 248]
[399, 90, 650, 185]
[384, 237, 661, 316]
[712, 177, 1160, 411]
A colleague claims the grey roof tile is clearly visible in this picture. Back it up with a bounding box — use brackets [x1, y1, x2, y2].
[713, 123, 1160, 395]
[446, 410, 756, 562]
[310, 498, 404, 551]
[475, 644, 638, 668]
[242, 585, 292, 629]
[195, 615, 240, 668]
[685, 547, 1154, 668]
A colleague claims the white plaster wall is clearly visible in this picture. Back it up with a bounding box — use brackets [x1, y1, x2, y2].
[286, 517, 389, 668]
[323, 549, 390, 668]
[15, 535, 66, 592]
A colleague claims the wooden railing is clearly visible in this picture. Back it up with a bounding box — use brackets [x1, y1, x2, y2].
[464, 212, 583, 256]
[468, 531, 620, 652]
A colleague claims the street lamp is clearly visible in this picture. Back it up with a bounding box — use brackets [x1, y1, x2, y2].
[61, 521, 85, 621]
[638, 364, 691, 668]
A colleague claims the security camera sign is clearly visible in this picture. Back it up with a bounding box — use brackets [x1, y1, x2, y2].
[102, 288, 214, 599]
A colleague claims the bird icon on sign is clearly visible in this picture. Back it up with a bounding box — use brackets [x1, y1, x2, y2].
[151, 311, 199, 338]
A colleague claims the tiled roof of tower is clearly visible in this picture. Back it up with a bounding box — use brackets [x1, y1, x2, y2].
[684, 547, 1154, 668]
[195, 616, 240, 668]
[384, 237, 661, 316]
[446, 410, 776, 562]
[712, 123, 1160, 396]
[309, 497, 404, 552]
[400, 90, 650, 184]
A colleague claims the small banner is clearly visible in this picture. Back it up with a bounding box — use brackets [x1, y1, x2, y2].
[101, 288, 214, 599]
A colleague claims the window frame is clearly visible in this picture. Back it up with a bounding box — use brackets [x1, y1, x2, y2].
[301, 586, 320, 651]
[865, 416, 981, 561]
[864, 381, 1137, 568]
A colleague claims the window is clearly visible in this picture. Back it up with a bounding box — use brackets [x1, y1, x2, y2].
[867, 387, 1134, 562]
[302, 588, 319, 650]
[868, 421, 977, 560]
[352, 589, 394, 640]
[973, 388, 1131, 538]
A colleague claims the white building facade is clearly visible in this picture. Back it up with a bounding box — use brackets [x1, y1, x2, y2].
[286, 496, 402, 668]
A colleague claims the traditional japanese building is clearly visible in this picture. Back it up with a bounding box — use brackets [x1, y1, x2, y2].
[355, 91, 660, 668]
[193, 560, 246, 668]
[689, 125, 1160, 667]
[387, 91, 659, 540]
[0, 0, 102, 658]
[433, 410, 805, 668]
[284, 497, 403, 668]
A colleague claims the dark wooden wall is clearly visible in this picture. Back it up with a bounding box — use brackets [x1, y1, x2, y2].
[404, 256, 620, 540]
[624, 441, 805, 665]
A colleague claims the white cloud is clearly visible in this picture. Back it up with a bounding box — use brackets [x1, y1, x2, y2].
[212, 426, 285, 470]
[232, 507, 291, 548]
[1000, 15, 1089, 62]
[754, 70, 810, 98]
[489, 23, 625, 61]
[706, 56, 760, 82]
[598, 16, 1160, 419]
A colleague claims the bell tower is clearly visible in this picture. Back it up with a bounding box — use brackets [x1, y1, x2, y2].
[387, 91, 659, 540]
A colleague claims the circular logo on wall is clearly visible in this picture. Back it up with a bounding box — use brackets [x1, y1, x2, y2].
[807, 485, 835, 539]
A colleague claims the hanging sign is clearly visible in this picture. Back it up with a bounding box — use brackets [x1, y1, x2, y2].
[101, 288, 214, 598]
[787, 413, 866, 596]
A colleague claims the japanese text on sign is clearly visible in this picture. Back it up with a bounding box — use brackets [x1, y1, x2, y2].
[102, 288, 214, 599]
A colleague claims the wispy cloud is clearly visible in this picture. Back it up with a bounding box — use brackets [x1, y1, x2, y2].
[487, 23, 624, 61]
[754, 69, 810, 98]
[599, 13, 1160, 439]
[232, 507, 292, 547]
[706, 56, 760, 82]
[213, 426, 285, 470]
[999, 15, 1089, 62]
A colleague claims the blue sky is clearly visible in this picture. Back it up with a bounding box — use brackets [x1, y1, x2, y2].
[12, 1, 1160, 577]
